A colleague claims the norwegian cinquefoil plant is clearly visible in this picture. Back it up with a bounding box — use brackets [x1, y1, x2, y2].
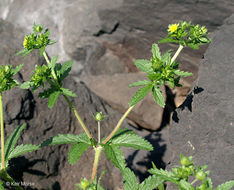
[16, 22, 234, 190]
[0, 64, 39, 190]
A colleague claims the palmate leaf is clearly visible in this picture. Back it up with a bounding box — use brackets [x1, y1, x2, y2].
[215, 180, 234, 190]
[129, 84, 153, 106]
[122, 167, 138, 190]
[139, 175, 164, 190]
[40, 133, 90, 147]
[152, 44, 161, 59]
[8, 144, 39, 160]
[5, 124, 26, 161]
[68, 143, 89, 165]
[109, 130, 153, 151]
[129, 80, 151, 87]
[104, 144, 126, 171]
[48, 90, 60, 108]
[152, 86, 165, 108]
[134, 59, 154, 75]
[174, 70, 193, 77]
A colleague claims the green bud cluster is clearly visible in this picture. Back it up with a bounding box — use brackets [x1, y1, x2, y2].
[0, 64, 23, 93]
[160, 21, 211, 49]
[75, 178, 102, 190]
[94, 112, 105, 122]
[30, 65, 51, 89]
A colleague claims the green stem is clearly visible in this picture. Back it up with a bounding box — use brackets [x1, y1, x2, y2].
[171, 44, 184, 65]
[103, 106, 134, 144]
[0, 169, 23, 190]
[191, 178, 198, 185]
[42, 52, 93, 139]
[91, 146, 103, 184]
[63, 95, 92, 139]
[98, 121, 101, 144]
[0, 93, 5, 170]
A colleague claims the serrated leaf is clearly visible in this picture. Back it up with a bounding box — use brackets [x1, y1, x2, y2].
[109, 128, 135, 140]
[134, 59, 154, 75]
[22, 49, 33, 57]
[48, 90, 60, 108]
[152, 44, 161, 59]
[158, 38, 179, 44]
[8, 144, 39, 160]
[12, 64, 24, 75]
[129, 84, 152, 106]
[15, 49, 27, 56]
[149, 168, 178, 183]
[55, 60, 73, 81]
[167, 81, 174, 88]
[215, 180, 234, 190]
[68, 143, 89, 165]
[152, 86, 165, 107]
[139, 175, 164, 190]
[38, 88, 55, 98]
[179, 180, 194, 190]
[129, 80, 151, 87]
[40, 133, 90, 147]
[104, 144, 126, 171]
[174, 70, 193, 77]
[122, 167, 138, 190]
[5, 124, 26, 161]
[20, 81, 33, 89]
[50, 55, 58, 70]
[60, 88, 76, 97]
[161, 50, 172, 65]
[109, 132, 153, 151]
[187, 43, 199, 50]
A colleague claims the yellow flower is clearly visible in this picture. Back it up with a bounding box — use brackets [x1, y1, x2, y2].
[168, 24, 179, 33]
[23, 36, 28, 48]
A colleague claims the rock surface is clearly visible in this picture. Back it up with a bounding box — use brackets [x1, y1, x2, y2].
[82, 73, 165, 131]
[167, 15, 234, 188]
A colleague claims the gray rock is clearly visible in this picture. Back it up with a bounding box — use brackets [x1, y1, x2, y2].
[167, 14, 234, 188]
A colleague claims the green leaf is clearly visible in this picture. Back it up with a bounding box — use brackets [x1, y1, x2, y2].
[40, 133, 90, 147]
[129, 84, 153, 106]
[104, 144, 126, 171]
[15, 49, 27, 56]
[48, 90, 60, 108]
[129, 80, 151, 87]
[0, 180, 4, 190]
[5, 124, 26, 161]
[152, 86, 165, 107]
[167, 81, 175, 88]
[109, 131, 153, 151]
[152, 44, 161, 59]
[122, 167, 138, 190]
[50, 55, 58, 70]
[22, 49, 33, 57]
[20, 81, 33, 89]
[8, 144, 39, 160]
[109, 128, 135, 140]
[68, 143, 89, 165]
[39, 46, 46, 57]
[60, 88, 76, 97]
[55, 60, 73, 81]
[149, 168, 178, 184]
[158, 38, 179, 44]
[178, 180, 194, 190]
[161, 50, 172, 65]
[12, 63, 24, 75]
[139, 175, 164, 190]
[174, 70, 193, 77]
[134, 59, 154, 75]
[187, 43, 199, 50]
[215, 180, 234, 190]
[38, 88, 56, 98]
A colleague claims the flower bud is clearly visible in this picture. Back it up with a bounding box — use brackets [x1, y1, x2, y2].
[94, 112, 105, 122]
[196, 171, 206, 180]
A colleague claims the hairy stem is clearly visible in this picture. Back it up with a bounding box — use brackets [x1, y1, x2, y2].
[91, 146, 103, 184]
[103, 106, 134, 144]
[0, 169, 23, 190]
[171, 44, 184, 65]
[42, 52, 93, 139]
[98, 121, 101, 144]
[0, 93, 5, 170]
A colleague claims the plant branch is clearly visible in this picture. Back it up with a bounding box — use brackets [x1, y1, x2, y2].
[171, 44, 184, 65]
[42, 52, 93, 139]
[91, 146, 103, 184]
[0, 169, 23, 190]
[98, 121, 101, 144]
[0, 93, 5, 170]
[103, 106, 134, 144]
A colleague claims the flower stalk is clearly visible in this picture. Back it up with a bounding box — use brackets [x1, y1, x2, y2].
[171, 44, 184, 65]
[91, 146, 103, 184]
[0, 93, 5, 170]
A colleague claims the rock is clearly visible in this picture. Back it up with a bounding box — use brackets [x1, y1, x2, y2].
[167, 14, 234, 188]
[81, 73, 166, 131]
